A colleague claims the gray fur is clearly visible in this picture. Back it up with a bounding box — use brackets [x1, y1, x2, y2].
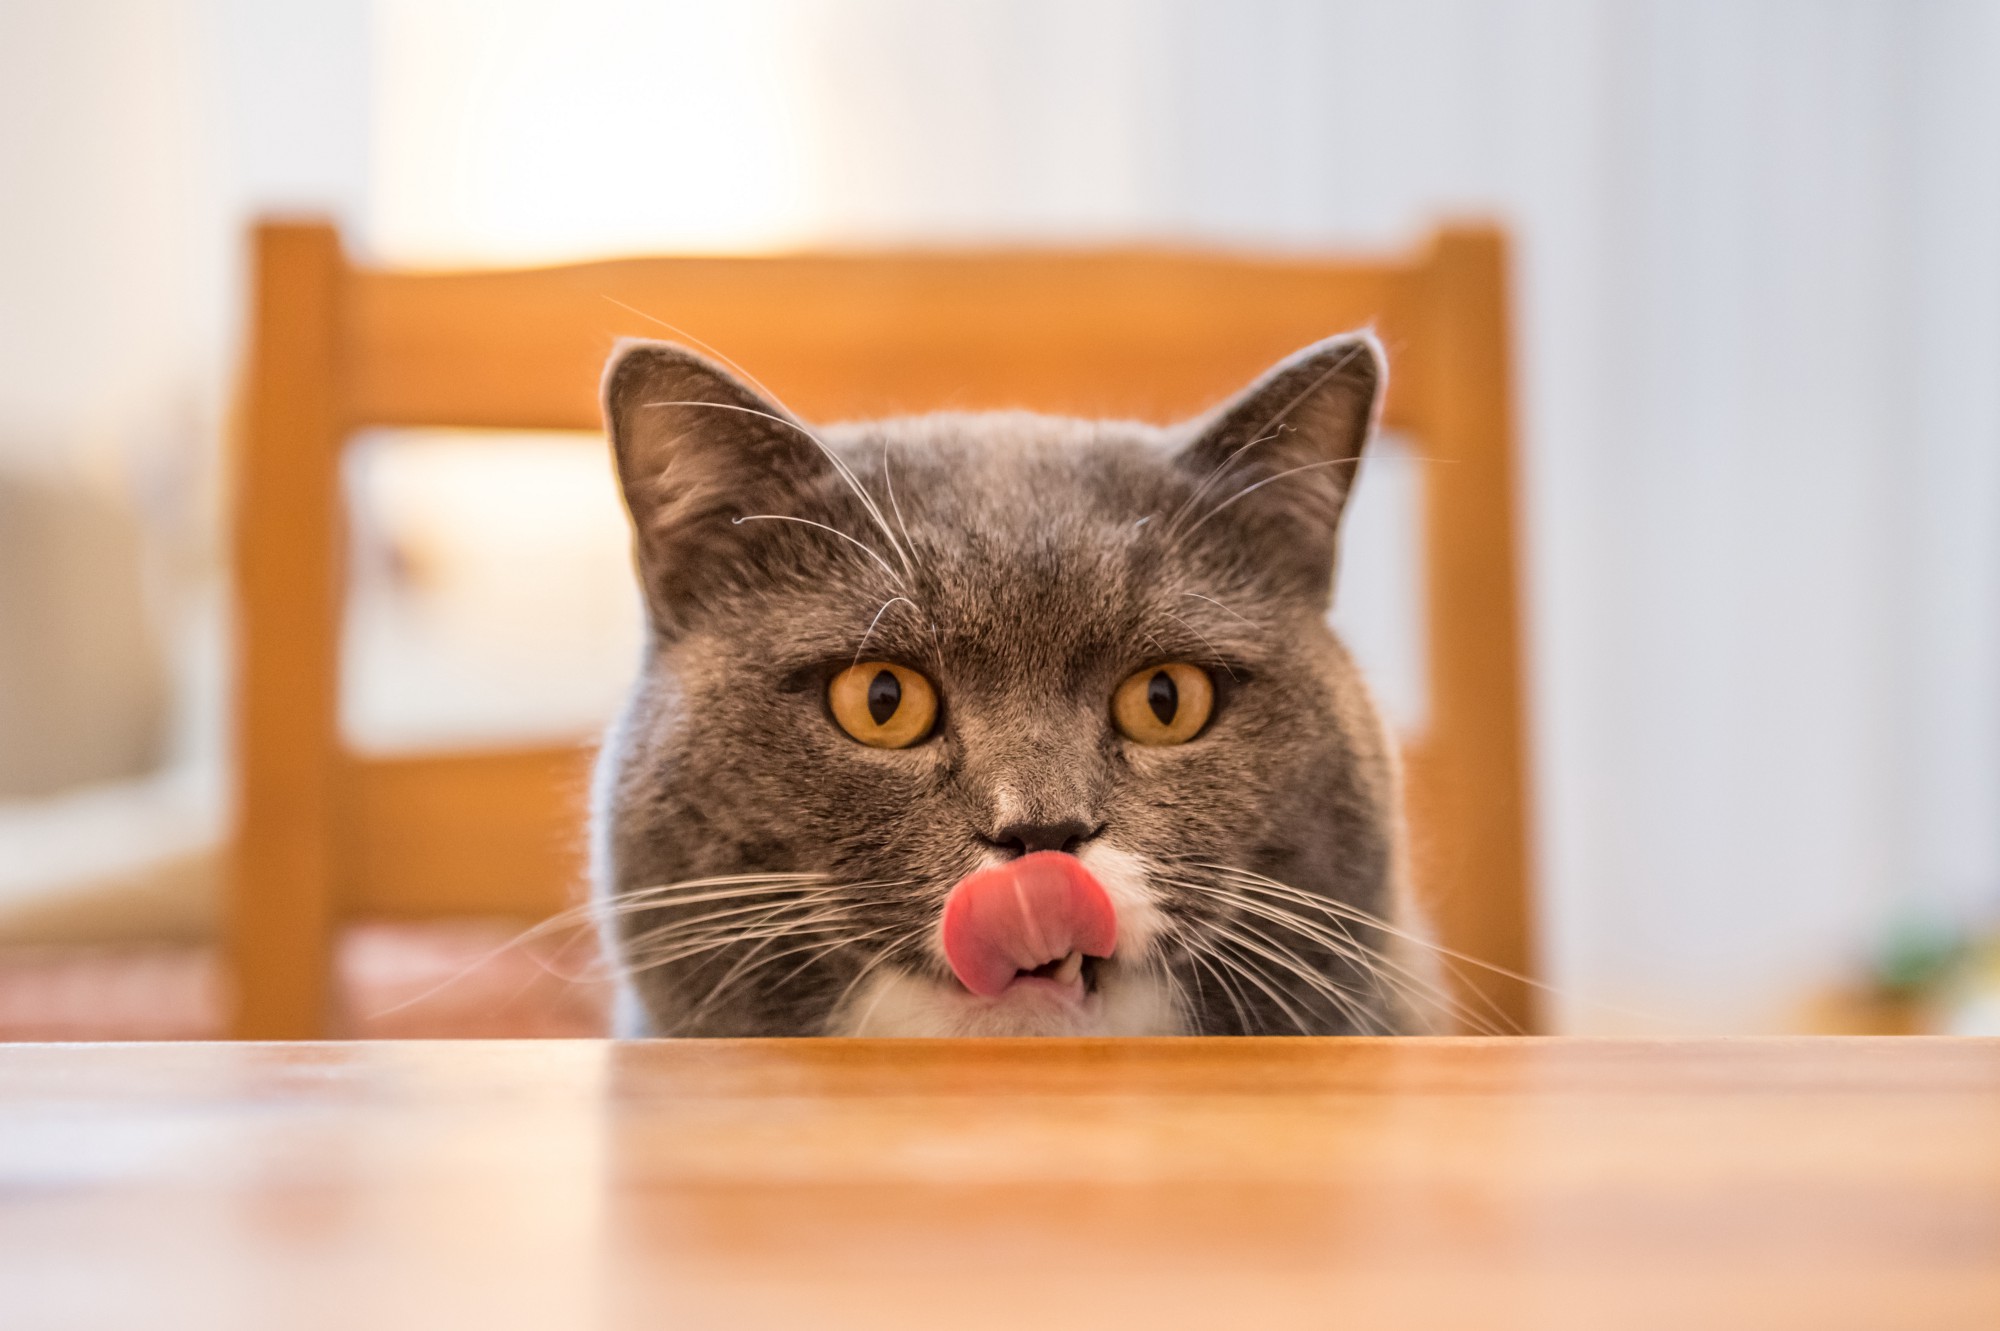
[594, 332, 1420, 1037]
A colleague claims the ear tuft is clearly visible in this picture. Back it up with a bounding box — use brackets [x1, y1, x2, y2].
[1170, 332, 1385, 602]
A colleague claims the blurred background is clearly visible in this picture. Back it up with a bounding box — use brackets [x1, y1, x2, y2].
[2, 0, 1998, 1038]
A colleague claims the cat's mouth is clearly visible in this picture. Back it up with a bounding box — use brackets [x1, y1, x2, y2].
[940, 852, 1118, 1002]
[998, 950, 1105, 1002]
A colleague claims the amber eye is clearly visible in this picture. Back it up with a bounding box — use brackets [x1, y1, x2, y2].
[828, 662, 938, 748]
[1112, 662, 1215, 745]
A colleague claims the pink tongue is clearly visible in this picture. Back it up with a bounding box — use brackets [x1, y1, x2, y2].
[941, 851, 1118, 998]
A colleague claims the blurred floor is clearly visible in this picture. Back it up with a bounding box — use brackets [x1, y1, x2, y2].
[0, 921, 610, 1041]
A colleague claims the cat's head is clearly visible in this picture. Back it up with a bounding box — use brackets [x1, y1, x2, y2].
[594, 333, 1406, 1036]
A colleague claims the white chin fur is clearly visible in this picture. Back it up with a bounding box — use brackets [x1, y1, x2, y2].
[831, 965, 1182, 1037]
[835, 843, 1180, 1037]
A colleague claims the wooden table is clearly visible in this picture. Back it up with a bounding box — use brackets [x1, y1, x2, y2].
[3, 1038, 1995, 1329]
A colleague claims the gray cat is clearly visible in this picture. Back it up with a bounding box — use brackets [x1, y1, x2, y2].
[593, 332, 1438, 1037]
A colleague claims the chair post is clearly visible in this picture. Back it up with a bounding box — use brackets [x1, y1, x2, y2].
[227, 220, 347, 1038]
[1406, 224, 1540, 1032]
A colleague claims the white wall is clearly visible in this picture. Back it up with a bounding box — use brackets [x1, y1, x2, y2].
[0, 0, 374, 932]
[0, 1, 214, 473]
[0, 0, 369, 471]
[0, 0, 370, 770]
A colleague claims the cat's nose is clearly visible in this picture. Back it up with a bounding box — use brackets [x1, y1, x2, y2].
[984, 819, 1103, 858]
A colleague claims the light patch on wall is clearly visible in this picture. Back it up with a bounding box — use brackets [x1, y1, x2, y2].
[1329, 431, 1427, 736]
[342, 430, 641, 753]
[369, 0, 819, 263]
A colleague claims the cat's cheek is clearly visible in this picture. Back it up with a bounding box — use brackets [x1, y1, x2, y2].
[1074, 842, 1167, 964]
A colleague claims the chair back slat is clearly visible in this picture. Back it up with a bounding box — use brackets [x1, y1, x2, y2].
[346, 253, 1423, 431]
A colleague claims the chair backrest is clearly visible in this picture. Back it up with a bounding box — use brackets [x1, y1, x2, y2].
[228, 220, 1536, 1037]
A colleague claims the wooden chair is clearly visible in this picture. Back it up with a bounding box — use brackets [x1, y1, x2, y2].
[228, 220, 1536, 1037]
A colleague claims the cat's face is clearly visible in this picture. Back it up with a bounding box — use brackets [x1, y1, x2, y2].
[595, 335, 1407, 1037]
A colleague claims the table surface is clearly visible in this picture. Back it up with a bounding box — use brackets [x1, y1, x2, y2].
[3, 1037, 1996, 1330]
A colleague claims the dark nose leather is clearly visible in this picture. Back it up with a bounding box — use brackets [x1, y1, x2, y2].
[986, 820, 1101, 858]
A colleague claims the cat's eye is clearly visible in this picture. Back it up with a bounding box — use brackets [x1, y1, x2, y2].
[828, 662, 938, 748]
[1112, 663, 1215, 745]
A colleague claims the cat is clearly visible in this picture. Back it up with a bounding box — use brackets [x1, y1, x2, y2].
[592, 331, 1440, 1037]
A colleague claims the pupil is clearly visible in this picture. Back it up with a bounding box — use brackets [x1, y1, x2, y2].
[1146, 671, 1178, 725]
[866, 669, 901, 726]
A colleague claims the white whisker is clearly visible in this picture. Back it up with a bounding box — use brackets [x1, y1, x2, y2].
[623, 919, 862, 975]
[1161, 610, 1239, 681]
[1159, 871, 1508, 1035]
[710, 922, 909, 1023]
[1194, 863, 1556, 1034]
[1201, 935, 1317, 1035]
[1158, 918, 1256, 1035]
[853, 595, 918, 664]
[826, 925, 931, 1030]
[644, 398, 915, 577]
[1163, 424, 1288, 539]
[1176, 456, 1365, 544]
[880, 435, 918, 571]
[602, 299, 788, 408]
[1179, 590, 1259, 631]
[733, 513, 903, 584]
[1251, 340, 1373, 444]
[1201, 917, 1381, 1033]
[611, 890, 853, 952]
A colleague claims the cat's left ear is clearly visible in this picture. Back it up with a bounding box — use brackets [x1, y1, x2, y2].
[1171, 332, 1384, 602]
[602, 338, 829, 635]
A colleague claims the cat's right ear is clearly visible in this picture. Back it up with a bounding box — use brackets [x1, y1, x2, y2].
[602, 339, 824, 635]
